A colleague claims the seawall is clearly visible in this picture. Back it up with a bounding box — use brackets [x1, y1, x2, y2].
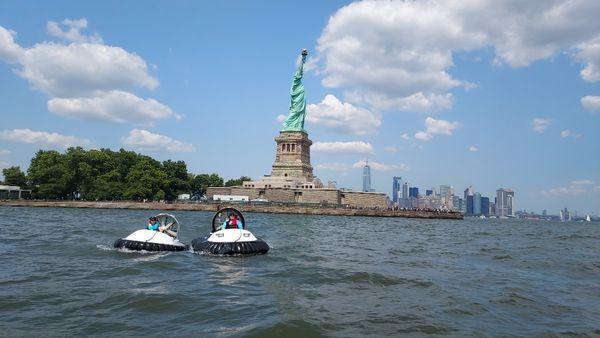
[0, 200, 463, 219]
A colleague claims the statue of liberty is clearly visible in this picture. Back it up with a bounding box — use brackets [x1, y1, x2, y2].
[282, 49, 308, 132]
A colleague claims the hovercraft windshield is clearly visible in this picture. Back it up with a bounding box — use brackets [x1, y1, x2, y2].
[191, 207, 269, 255]
[211, 207, 245, 232]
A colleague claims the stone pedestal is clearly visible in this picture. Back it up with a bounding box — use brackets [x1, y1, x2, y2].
[270, 131, 313, 181]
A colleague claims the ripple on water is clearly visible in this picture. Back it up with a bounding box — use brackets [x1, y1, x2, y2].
[1, 206, 599, 336]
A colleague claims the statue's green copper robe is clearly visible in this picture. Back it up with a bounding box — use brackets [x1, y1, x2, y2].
[282, 57, 307, 132]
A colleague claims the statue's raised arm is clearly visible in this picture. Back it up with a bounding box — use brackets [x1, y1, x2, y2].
[282, 49, 308, 132]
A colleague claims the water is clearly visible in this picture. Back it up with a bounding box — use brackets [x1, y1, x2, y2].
[0, 206, 598, 337]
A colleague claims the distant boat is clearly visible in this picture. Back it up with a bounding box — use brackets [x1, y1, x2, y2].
[479, 215, 486, 219]
[586, 215, 591, 222]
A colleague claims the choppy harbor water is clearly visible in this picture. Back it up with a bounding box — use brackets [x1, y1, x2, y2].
[0, 206, 598, 337]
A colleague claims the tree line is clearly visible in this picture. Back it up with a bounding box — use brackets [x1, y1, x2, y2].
[1, 147, 250, 201]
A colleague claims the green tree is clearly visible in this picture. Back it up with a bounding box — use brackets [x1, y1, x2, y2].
[225, 176, 252, 187]
[123, 158, 168, 201]
[27, 150, 72, 199]
[190, 173, 223, 197]
[89, 170, 124, 200]
[162, 160, 190, 200]
[2, 166, 27, 187]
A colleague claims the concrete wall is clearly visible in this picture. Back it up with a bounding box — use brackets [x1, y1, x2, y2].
[230, 187, 261, 200]
[341, 191, 389, 208]
[206, 187, 232, 196]
[207, 186, 388, 209]
[264, 188, 296, 202]
[300, 189, 340, 204]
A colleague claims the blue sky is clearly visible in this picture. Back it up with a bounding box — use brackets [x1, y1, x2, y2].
[1, 1, 599, 215]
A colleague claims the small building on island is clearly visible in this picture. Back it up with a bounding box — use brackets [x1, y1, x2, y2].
[0, 185, 31, 199]
[206, 49, 389, 209]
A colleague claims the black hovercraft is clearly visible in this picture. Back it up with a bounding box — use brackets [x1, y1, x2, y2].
[114, 213, 188, 251]
[191, 208, 269, 255]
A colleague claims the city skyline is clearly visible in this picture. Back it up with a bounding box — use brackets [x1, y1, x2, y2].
[0, 1, 599, 214]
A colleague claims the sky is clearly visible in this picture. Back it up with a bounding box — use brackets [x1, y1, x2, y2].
[0, 0, 599, 215]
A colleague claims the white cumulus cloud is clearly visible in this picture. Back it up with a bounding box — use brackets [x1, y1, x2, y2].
[531, 117, 552, 133]
[560, 129, 582, 139]
[542, 179, 599, 197]
[315, 162, 353, 172]
[415, 117, 460, 141]
[0, 128, 90, 149]
[0, 26, 23, 63]
[468, 146, 478, 152]
[384, 146, 398, 153]
[581, 95, 600, 112]
[46, 18, 103, 44]
[316, 160, 408, 172]
[0, 20, 177, 125]
[15, 40, 157, 97]
[352, 160, 408, 172]
[316, 1, 600, 112]
[122, 129, 195, 153]
[576, 38, 600, 82]
[306, 94, 381, 135]
[400, 133, 410, 141]
[312, 141, 373, 155]
[48, 91, 178, 125]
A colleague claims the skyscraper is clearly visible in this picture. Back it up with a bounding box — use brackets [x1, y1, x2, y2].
[452, 195, 461, 211]
[425, 189, 433, 196]
[495, 188, 515, 217]
[560, 208, 571, 222]
[464, 186, 474, 200]
[402, 182, 409, 199]
[473, 192, 482, 215]
[481, 196, 490, 216]
[409, 187, 419, 198]
[439, 185, 452, 198]
[392, 176, 402, 203]
[362, 160, 371, 192]
[466, 195, 474, 215]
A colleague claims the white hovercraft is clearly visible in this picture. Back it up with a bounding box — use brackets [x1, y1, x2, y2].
[114, 213, 188, 252]
[191, 208, 269, 255]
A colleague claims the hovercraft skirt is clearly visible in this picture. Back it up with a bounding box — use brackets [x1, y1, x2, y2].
[191, 238, 269, 255]
[113, 238, 188, 252]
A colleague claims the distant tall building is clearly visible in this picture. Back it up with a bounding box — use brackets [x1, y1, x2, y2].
[392, 176, 402, 203]
[473, 193, 482, 216]
[402, 182, 409, 199]
[481, 196, 490, 216]
[560, 208, 571, 222]
[452, 195, 461, 212]
[439, 185, 449, 197]
[466, 195, 474, 215]
[542, 209, 547, 216]
[460, 199, 467, 214]
[464, 186, 474, 200]
[426, 189, 433, 196]
[362, 160, 371, 192]
[495, 188, 515, 217]
[409, 187, 419, 198]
